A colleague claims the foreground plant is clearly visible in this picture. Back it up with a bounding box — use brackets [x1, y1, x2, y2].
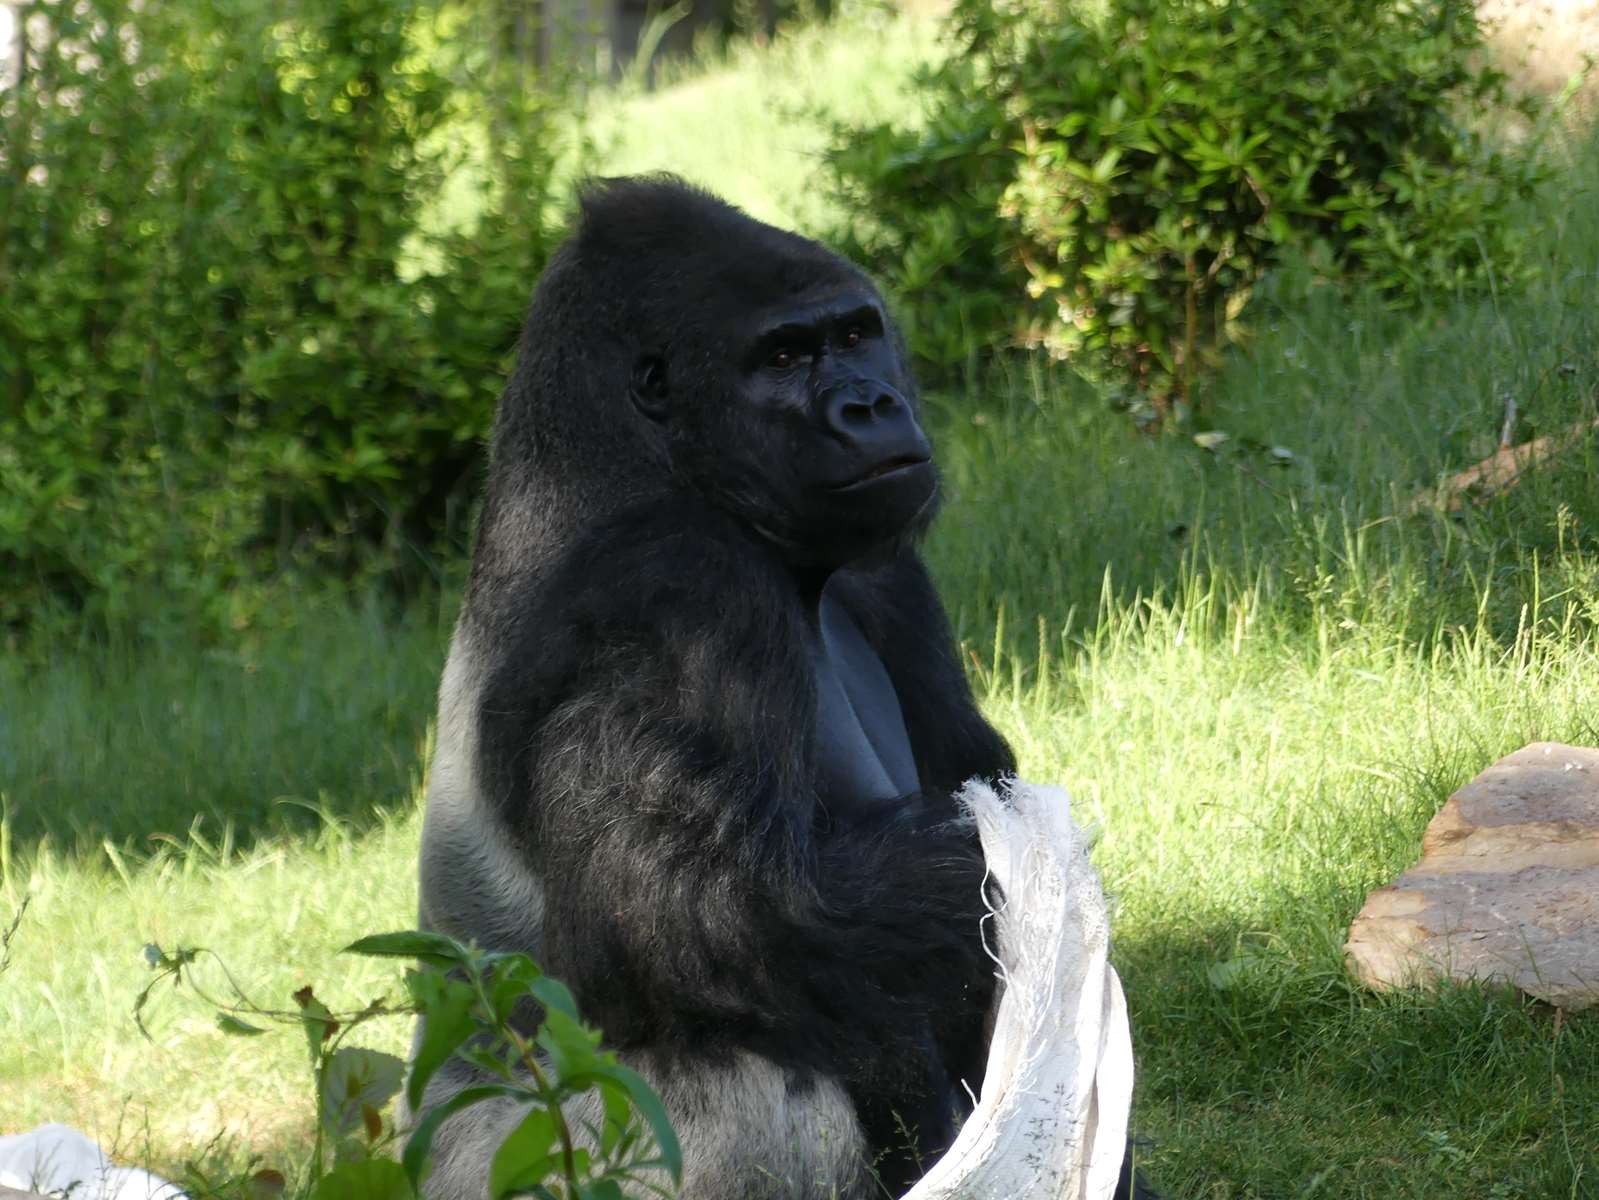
[137, 931, 681, 1200]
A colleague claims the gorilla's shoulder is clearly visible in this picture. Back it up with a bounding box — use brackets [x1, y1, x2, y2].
[510, 497, 795, 641]
[473, 496, 806, 740]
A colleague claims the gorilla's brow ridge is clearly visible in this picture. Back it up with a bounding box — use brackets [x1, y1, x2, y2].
[747, 301, 885, 359]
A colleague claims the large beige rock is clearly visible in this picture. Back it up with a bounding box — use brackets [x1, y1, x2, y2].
[1346, 742, 1599, 1010]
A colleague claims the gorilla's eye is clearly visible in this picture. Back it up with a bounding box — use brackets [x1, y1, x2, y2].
[768, 348, 797, 370]
[842, 327, 863, 348]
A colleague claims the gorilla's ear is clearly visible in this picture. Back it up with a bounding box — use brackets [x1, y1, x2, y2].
[630, 353, 670, 421]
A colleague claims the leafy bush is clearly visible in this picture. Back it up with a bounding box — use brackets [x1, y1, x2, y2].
[0, 0, 572, 631]
[830, 0, 1547, 415]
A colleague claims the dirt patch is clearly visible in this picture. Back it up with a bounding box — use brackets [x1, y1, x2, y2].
[1479, 0, 1599, 114]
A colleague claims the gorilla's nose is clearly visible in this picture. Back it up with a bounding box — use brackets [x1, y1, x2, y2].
[822, 385, 930, 463]
[825, 383, 902, 428]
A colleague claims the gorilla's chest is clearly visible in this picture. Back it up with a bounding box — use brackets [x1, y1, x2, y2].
[808, 592, 920, 812]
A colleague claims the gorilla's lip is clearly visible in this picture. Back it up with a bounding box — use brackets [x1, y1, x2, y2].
[830, 455, 932, 491]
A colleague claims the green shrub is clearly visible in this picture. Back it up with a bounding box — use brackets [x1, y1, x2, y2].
[0, 0, 571, 632]
[830, 0, 1547, 415]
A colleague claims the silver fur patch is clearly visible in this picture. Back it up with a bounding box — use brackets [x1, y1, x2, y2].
[419, 631, 547, 952]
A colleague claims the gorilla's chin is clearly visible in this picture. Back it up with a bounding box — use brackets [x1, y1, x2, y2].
[787, 474, 940, 572]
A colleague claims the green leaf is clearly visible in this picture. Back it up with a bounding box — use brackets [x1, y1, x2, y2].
[321, 1047, 407, 1135]
[345, 930, 470, 969]
[459, 1044, 519, 1080]
[402, 1085, 529, 1192]
[307, 1159, 413, 1200]
[528, 976, 579, 1022]
[589, 1063, 682, 1183]
[293, 986, 339, 1068]
[598, 1080, 631, 1157]
[486, 954, 545, 1024]
[404, 969, 478, 1111]
[217, 1013, 268, 1036]
[536, 1007, 604, 1080]
[488, 1106, 563, 1197]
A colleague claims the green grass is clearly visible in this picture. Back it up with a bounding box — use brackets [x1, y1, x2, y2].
[585, 2, 941, 233]
[0, 807, 420, 1178]
[989, 594, 1599, 1198]
[4, 11, 1599, 1198]
[0, 597, 450, 849]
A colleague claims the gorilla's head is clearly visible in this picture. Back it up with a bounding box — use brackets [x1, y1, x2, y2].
[498, 176, 938, 571]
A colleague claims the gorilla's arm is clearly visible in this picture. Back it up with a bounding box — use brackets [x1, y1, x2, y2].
[833, 551, 1016, 791]
[827, 551, 1015, 1101]
[529, 638, 991, 1071]
[476, 513, 992, 1080]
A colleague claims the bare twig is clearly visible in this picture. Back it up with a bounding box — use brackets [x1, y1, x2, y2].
[1405, 417, 1599, 516]
[0, 894, 28, 976]
[1499, 393, 1519, 450]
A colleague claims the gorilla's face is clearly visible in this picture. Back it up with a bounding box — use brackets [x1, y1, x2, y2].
[636, 283, 938, 570]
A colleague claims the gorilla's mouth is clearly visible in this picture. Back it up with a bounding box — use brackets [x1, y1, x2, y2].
[833, 455, 931, 490]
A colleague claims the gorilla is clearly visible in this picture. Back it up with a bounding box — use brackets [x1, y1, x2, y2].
[415, 176, 1149, 1199]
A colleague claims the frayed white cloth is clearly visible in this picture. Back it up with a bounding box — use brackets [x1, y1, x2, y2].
[905, 778, 1134, 1200]
[0, 1125, 184, 1200]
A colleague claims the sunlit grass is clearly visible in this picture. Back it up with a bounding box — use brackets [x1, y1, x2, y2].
[978, 583, 1599, 1197]
[0, 804, 419, 1183]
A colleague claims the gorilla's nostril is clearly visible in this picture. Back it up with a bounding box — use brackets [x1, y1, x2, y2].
[841, 400, 874, 426]
[871, 393, 898, 415]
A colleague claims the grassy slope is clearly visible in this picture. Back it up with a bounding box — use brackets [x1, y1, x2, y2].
[587, 3, 941, 233]
[3, 8, 1599, 1196]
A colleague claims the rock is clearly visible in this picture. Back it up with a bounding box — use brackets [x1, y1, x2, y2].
[1346, 741, 1599, 1010]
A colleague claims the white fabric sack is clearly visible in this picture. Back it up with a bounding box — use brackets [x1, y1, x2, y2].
[0, 1124, 184, 1200]
[904, 778, 1134, 1200]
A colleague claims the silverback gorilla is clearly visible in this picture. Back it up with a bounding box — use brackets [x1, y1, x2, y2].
[416, 177, 1147, 1199]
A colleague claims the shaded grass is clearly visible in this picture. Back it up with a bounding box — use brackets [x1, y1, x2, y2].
[0, 597, 450, 850]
